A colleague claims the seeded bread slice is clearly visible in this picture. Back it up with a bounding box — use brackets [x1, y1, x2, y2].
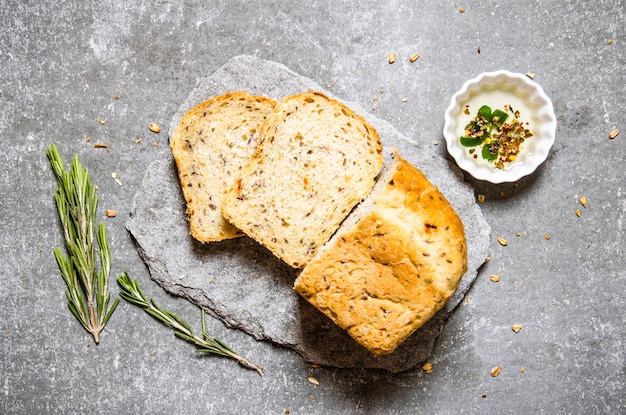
[294, 153, 468, 355]
[170, 91, 277, 242]
[221, 91, 383, 268]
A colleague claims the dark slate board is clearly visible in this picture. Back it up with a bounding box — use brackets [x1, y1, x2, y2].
[126, 55, 491, 372]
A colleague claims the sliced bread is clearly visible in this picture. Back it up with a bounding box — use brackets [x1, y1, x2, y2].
[170, 91, 277, 242]
[221, 91, 384, 268]
[293, 153, 468, 355]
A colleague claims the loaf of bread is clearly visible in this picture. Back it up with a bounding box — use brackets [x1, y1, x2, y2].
[294, 153, 468, 355]
[221, 91, 383, 268]
[170, 91, 277, 242]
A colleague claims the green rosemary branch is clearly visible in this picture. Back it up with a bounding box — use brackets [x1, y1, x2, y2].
[47, 144, 119, 344]
[117, 273, 264, 376]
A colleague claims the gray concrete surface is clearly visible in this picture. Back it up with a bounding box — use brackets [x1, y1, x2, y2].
[1, 1, 624, 414]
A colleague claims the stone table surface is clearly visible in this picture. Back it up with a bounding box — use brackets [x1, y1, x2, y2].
[1, 1, 624, 414]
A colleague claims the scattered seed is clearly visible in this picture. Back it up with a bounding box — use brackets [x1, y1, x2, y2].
[607, 39, 614, 45]
[477, 46, 481, 54]
[85, 137, 91, 143]
[98, 119, 106, 125]
[477, 194, 486, 203]
[499, 191, 505, 197]
[113, 94, 120, 100]
[111, 172, 123, 187]
[409, 52, 421, 62]
[401, 97, 408, 102]
[422, 362, 433, 373]
[135, 138, 143, 144]
[579, 196, 587, 207]
[491, 366, 501, 377]
[515, 232, 521, 237]
[490, 275, 501, 282]
[544, 233, 551, 240]
[484, 257, 491, 264]
[152, 142, 159, 147]
[388, 53, 397, 64]
[482, 393, 487, 398]
[94, 143, 110, 152]
[307, 376, 320, 385]
[575, 209, 581, 217]
[311, 363, 321, 369]
[521, 367, 526, 373]
[105, 209, 116, 218]
[149, 123, 161, 133]
[459, 8, 466, 13]
[511, 324, 522, 333]
[609, 129, 619, 139]
[497, 237, 508, 246]
[526, 72, 535, 79]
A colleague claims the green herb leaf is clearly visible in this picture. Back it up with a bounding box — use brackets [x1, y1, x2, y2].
[491, 109, 508, 126]
[460, 136, 486, 147]
[482, 143, 498, 161]
[478, 105, 492, 121]
[116, 273, 264, 376]
[47, 144, 119, 344]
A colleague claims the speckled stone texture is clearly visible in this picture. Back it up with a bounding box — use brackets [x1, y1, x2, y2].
[3, 1, 625, 414]
[127, 55, 491, 372]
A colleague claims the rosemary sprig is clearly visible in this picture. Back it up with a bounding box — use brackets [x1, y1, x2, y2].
[47, 144, 119, 344]
[116, 273, 264, 376]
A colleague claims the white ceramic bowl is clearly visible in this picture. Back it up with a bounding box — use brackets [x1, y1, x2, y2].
[443, 70, 557, 183]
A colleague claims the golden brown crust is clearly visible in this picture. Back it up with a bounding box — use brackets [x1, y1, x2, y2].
[294, 154, 467, 355]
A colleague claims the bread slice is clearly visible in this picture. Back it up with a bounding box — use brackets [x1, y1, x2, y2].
[293, 153, 468, 355]
[221, 91, 383, 268]
[170, 91, 277, 242]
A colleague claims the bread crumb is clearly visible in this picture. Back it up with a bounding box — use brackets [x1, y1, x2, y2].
[511, 324, 522, 333]
[105, 209, 116, 218]
[388, 53, 397, 64]
[491, 366, 501, 377]
[497, 237, 508, 246]
[422, 362, 433, 373]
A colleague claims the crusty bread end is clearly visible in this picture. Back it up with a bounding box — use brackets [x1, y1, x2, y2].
[294, 153, 468, 355]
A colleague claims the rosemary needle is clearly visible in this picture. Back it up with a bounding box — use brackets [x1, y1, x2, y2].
[117, 273, 265, 376]
[47, 144, 119, 344]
